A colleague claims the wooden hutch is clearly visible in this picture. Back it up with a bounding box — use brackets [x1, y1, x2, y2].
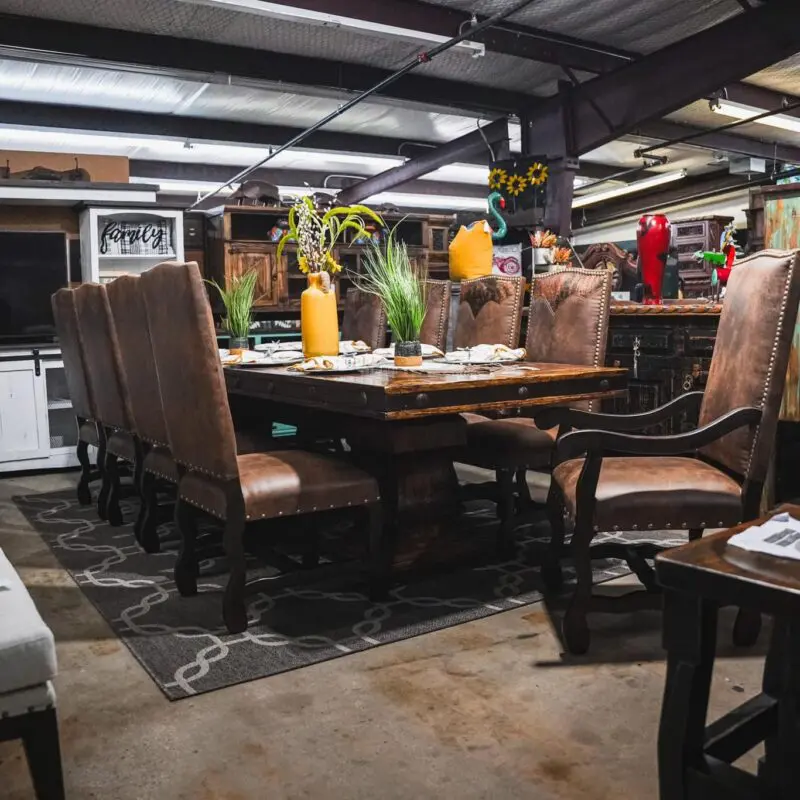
[671, 215, 734, 298]
[204, 205, 453, 313]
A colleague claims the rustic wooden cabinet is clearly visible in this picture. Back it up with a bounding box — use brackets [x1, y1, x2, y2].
[226, 242, 285, 307]
[603, 305, 721, 433]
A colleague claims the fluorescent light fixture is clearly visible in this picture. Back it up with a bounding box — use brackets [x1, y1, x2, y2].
[175, 0, 485, 57]
[572, 170, 688, 208]
[710, 99, 800, 134]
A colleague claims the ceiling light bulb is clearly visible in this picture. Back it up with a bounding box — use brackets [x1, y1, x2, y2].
[711, 99, 800, 134]
[572, 170, 688, 208]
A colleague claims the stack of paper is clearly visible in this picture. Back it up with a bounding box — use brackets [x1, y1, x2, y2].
[728, 512, 800, 561]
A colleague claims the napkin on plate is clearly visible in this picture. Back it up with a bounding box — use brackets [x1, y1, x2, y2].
[288, 353, 385, 372]
[374, 343, 444, 359]
[443, 344, 527, 363]
[220, 349, 266, 366]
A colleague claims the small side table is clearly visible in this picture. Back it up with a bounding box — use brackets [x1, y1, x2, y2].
[655, 505, 800, 800]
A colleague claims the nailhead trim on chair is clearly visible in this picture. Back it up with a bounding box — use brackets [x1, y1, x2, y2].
[584, 518, 738, 531]
[743, 257, 793, 480]
[179, 495, 381, 521]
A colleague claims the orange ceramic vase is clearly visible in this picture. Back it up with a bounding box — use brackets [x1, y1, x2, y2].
[448, 221, 493, 281]
[301, 272, 339, 357]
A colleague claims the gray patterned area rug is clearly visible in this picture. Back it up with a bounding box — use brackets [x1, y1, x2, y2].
[14, 491, 683, 700]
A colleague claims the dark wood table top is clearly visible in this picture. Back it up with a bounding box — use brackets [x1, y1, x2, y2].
[225, 361, 627, 420]
[656, 505, 800, 613]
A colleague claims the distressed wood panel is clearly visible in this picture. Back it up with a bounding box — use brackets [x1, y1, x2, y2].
[765, 195, 800, 420]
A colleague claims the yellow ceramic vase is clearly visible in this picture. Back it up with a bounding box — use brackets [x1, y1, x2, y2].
[448, 221, 494, 281]
[301, 272, 339, 357]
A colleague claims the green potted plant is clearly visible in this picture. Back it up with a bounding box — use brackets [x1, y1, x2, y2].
[358, 230, 427, 366]
[207, 270, 259, 354]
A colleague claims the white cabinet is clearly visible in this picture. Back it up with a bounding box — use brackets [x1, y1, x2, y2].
[0, 349, 81, 473]
[80, 206, 184, 283]
[0, 360, 49, 462]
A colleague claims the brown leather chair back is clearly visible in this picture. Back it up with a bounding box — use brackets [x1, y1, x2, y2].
[140, 261, 239, 481]
[51, 289, 95, 421]
[341, 288, 387, 350]
[419, 279, 451, 351]
[525, 268, 612, 411]
[699, 250, 800, 482]
[453, 275, 525, 349]
[105, 275, 169, 448]
[73, 283, 133, 431]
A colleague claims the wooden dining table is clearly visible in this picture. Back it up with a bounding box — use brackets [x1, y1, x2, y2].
[226, 361, 627, 567]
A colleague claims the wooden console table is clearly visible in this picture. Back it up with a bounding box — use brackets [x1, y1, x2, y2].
[656, 506, 800, 799]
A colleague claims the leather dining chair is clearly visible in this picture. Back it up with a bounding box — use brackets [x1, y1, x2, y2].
[452, 275, 525, 349]
[140, 261, 384, 634]
[459, 268, 612, 555]
[419, 279, 452, 352]
[341, 287, 387, 350]
[73, 283, 136, 527]
[105, 274, 177, 553]
[540, 250, 800, 655]
[51, 289, 101, 507]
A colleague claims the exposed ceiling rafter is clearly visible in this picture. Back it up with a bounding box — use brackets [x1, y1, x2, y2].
[337, 119, 509, 205]
[523, 0, 800, 157]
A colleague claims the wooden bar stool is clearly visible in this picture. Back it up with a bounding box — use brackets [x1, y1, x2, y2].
[656, 506, 800, 800]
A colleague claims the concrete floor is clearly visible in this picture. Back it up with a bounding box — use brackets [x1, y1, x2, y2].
[0, 471, 767, 800]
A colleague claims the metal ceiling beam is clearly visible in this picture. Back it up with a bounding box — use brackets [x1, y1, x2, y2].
[635, 120, 800, 164]
[0, 13, 528, 116]
[524, 0, 800, 157]
[0, 99, 441, 157]
[337, 119, 509, 205]
[248, 0, 634, 73]
[128, 159, 490, 198]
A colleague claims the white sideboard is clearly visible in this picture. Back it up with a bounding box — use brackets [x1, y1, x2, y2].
[0, 347, 81, 473]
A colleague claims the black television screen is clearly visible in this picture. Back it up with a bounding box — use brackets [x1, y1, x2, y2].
[0, 231, 69, 342]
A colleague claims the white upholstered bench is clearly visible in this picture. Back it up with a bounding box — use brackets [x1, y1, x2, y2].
[0, 548, 64, 799]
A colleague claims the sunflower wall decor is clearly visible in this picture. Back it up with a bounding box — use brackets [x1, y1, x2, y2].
[487, 155, 549, 219]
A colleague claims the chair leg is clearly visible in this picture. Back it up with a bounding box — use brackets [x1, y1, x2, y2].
[76, 438, 92, 505]
[173, 497, 198, 596]
[222, 507, 248, 634]
[96, 431, 108, 521]
[562, 522, 594, 655]
[368, 504, 393, 602]
[132, 441, 146, 540]
[496, 468, 516, 558]
[21, 708, 65, 800]
[515, 468, 533, 511]
[688, 527, 703, 541]
[732, 608, 762, 647]
[542, 482, 566, 592]
[104, 452, 124, 527]
[136, 471, 161, 554]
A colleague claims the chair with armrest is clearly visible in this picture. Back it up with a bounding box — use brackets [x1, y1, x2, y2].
[419, 279, 452, 352]
[538, 250, 800, 654]
[140, 261, 384, 633]
[341, 287, 387, 351]
[73, 282, 136, 526]
[51, 289, 101, 507]
[458, 268, 611, 554]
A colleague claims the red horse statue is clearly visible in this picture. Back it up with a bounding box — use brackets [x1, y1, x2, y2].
[636, 214, 671, 305]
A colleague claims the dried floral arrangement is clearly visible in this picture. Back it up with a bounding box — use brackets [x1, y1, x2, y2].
[276, 196, 384, 274]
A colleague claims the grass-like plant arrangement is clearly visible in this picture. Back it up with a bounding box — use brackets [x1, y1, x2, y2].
[207, 269, 258, 349]
[358, 230, 427, 364]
